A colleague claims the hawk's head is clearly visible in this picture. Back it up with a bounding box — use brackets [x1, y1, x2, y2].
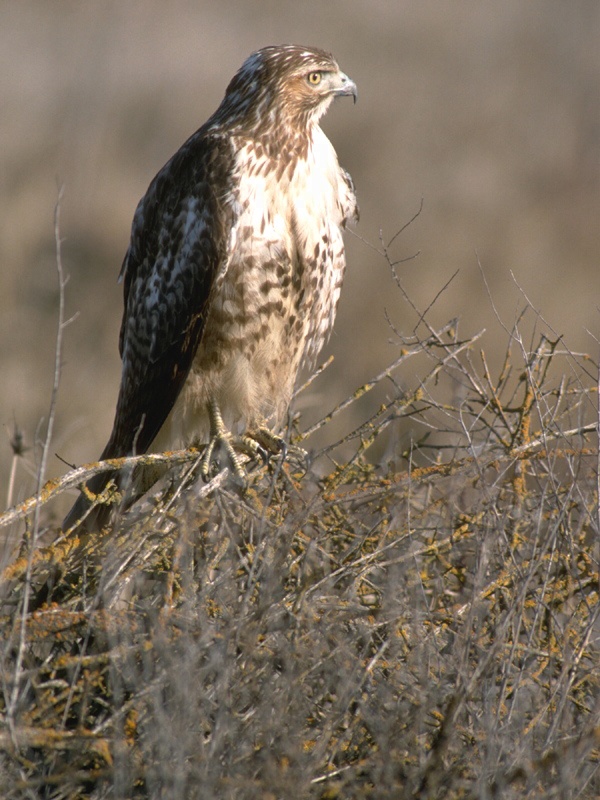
[213, 45, 357, 134]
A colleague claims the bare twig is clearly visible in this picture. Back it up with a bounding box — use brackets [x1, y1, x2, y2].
[6, 189, 70, 725]
[0, 448, 206, 529]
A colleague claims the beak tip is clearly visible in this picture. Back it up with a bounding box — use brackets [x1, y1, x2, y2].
[334, 72, 357, 104]
[349, 79, 358, 104]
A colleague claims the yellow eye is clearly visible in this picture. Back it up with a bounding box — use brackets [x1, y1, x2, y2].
[307, 71, 322, 86]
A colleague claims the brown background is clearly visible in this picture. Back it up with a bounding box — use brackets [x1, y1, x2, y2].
[2, 1, 598, 513]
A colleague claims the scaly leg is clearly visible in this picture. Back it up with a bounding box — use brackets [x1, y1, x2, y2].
[201, 400, 241, 481]
[201, 400, 306, 482]
[201, 400, 270, 482]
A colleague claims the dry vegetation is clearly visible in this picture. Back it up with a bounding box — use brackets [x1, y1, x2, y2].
[1, 225, 598, 799]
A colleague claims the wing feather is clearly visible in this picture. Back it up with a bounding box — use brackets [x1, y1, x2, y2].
[103, 133, 233, 457]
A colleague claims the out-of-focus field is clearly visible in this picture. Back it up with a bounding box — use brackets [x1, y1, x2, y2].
[1, 1, 598, 513]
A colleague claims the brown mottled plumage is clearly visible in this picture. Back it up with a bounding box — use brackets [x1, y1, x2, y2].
[63, 45, 358, 531]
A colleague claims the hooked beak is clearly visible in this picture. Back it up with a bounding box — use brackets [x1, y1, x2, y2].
[332, 71, 357, 104]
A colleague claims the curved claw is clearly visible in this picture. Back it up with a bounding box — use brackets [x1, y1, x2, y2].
[248, 428, 287, 462]
[201, 402, 292, 483]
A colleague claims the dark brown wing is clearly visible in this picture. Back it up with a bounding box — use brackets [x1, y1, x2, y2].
[102, 130, 233, 459]
[62, 132, 233, 532]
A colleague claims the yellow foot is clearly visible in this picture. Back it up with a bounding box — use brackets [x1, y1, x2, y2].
[201, 427, 248, 483]
[246, 427, 308, 471]
[247, 427, 286, 460]
[200, 401, 272, 478]
[201, 404, 288, 483]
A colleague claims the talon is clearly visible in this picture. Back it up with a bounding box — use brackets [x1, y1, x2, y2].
[201, 403, 293, 483]
[201, 400, 246, 483]
[239, 435, 269, 465]
[248, 427, 287, 462]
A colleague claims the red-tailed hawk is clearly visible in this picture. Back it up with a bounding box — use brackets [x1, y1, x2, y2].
[63, 44, 358, 531]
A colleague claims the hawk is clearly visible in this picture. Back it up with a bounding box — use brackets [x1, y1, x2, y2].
[63, 44, 358, 531]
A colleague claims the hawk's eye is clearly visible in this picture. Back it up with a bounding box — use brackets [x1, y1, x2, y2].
[307, 71, 322, 86]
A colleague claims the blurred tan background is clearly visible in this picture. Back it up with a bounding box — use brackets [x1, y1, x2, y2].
[2, 1, 598, 512]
